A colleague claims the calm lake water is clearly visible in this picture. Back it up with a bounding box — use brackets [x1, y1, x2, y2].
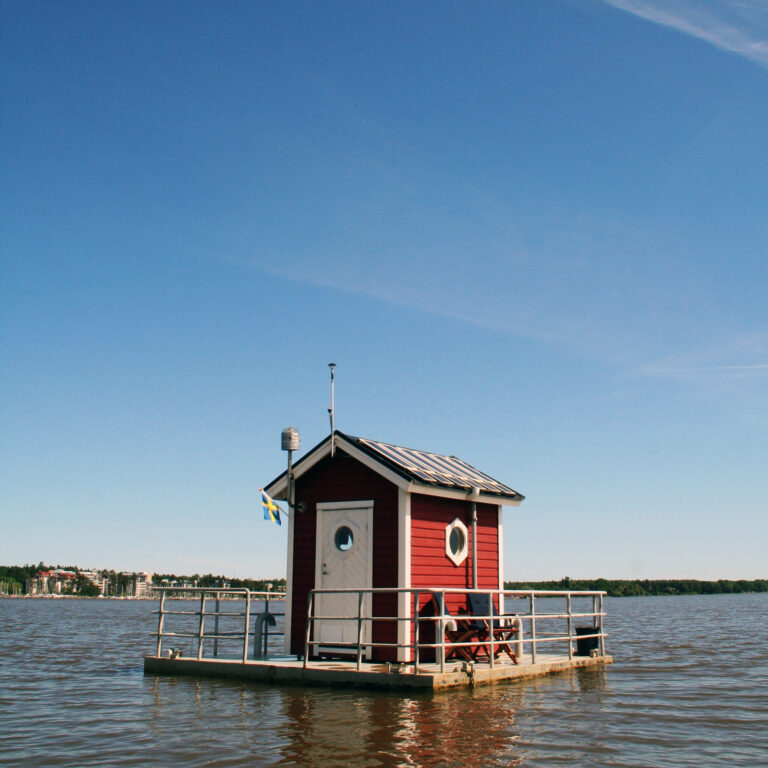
[1, 593, 766, 767]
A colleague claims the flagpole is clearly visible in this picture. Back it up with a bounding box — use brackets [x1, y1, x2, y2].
[286, 447, 293, 513]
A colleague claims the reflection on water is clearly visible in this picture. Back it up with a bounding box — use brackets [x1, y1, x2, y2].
[272, 686, 524, 768]
[1, 594, 767, 767]
[145, 673, 527, 767]
[574, 664, 609, 693]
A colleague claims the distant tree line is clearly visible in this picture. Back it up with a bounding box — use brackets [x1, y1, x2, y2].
[153, 572, 286, 592]
[0, 563, 38, 590]
[0, 563, 286, 597]
[0, 562, 103, 596]
[0, 562, 56, 593]
[504, 577, 768, 597]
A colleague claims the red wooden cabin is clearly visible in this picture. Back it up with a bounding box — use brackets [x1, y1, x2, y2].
[264, 431, 524, 662]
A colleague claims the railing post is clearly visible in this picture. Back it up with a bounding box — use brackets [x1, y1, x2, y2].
[567, 593, 573, 660]
[242, 591, 251, 663]
[156, 591, 166, 657]
[437, 591, 445, 673]
[598, 593, 605, 657]
[356, 590, 365, 671]
[488, 591, 495, 669]
[303, 591, 314, 669]
[413, 591, 420, 673]
[591, 594, 598, 657]
[263, 594, 271, 658]
[214, 594, 220, 658]
[197, 591, 206, 660]
[530, 593, 537, 664]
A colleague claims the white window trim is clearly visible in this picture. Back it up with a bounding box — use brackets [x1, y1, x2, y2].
[445, 517, 469, 566]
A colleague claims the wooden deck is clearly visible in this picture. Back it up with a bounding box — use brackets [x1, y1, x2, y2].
[144, 652, 613, 691]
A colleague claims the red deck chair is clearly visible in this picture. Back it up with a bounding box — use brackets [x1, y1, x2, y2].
[419, 596, 483, 662]
[466, 593, 519, 664]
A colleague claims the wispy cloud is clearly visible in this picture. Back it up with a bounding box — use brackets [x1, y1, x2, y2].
[639, 332, 768, 381]
[602, 0, 768, 67]
[643, 363, 768, 375]
[224, 253, 558, 343]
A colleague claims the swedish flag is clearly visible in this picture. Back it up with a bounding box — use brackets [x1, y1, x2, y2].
[260, 489, 282, 526]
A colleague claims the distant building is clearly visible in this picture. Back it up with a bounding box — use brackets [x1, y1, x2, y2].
[134, 572, 153, 598]
[29, 570, 78, 595]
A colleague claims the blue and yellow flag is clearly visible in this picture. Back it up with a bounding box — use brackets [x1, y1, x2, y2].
[260, 489, 282, 526]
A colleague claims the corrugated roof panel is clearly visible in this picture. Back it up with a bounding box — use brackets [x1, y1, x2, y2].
[356, 436, 521, 498]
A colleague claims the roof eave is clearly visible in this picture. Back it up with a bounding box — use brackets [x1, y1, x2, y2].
[263, 430, 525, 506]
[405, 480, 524, 506]
[263, 432, 412, 500]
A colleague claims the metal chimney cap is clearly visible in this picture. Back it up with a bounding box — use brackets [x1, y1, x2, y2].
[281, 427, 300, 451]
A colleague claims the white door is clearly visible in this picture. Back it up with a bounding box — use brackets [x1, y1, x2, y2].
[314, 501, 373, 654]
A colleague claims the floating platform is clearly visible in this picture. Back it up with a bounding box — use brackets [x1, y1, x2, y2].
[144, 652, 612, 691]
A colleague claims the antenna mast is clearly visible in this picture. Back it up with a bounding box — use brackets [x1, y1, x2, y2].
[328, 363, 336, 457]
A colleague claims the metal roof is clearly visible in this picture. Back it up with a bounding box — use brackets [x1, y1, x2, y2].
[264, 431, 524, 503]
[344, 433, 524, 501]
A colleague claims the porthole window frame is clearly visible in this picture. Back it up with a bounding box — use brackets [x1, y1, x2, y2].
[334, 524, 355, 553]
[445, 518, 469, 566]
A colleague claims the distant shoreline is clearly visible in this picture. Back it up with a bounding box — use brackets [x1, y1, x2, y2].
[4, 579, 767, 601]
[504, 578, 768, 597]
[0, 594, 158, 600]
[0, 593, 285, 601]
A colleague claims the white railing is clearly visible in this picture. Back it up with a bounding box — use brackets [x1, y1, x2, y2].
[150, 586, 607, 674]
[152, 587, 286, 661]
[304, 588, 607, 672]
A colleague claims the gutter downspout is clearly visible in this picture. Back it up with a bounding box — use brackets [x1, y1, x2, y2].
[470, 487, 480, 590]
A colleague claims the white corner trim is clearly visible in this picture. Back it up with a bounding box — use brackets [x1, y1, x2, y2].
[283, 503, 295, 654]
[497, 505, 504, 591]
[397, 488, 411, 662]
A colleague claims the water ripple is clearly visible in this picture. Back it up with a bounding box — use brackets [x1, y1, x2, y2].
[0, 594, 766, 767]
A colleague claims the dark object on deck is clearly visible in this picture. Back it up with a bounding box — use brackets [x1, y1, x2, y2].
[417, 596, 479, 663]
[575, 626, 600, 656]
[467, 593, 518, 664]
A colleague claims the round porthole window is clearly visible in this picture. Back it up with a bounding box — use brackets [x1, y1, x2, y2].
[449, 526, 465, 557]
[334, 525, 354, 552]
[445, 518, 469, 566]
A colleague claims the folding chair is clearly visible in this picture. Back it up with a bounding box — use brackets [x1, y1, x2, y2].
[467, 592, 519, 664]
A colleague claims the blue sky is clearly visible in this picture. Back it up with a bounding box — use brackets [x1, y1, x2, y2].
[1, 0, 766, 580]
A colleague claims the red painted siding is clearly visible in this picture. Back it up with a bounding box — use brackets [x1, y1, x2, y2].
[289, 450, 399, 657]
[288, 453, 503, 663]
[410, 494, 500, 634]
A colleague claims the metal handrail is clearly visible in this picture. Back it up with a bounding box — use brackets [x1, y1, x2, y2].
[152, 587, 287, 660]
[151, 586, 606, 671]
[303, 587, 607, 673]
